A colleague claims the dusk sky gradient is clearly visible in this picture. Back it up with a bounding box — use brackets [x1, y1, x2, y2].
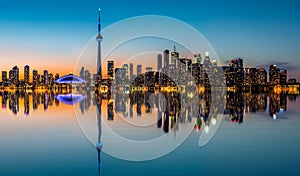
[0, 0, 300, 80]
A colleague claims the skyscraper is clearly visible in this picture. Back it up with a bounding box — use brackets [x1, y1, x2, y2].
[123, 64, 129, 80]
[163, 50, 169, 68]
[43, 70, 49, 86]
[171, 46, 179, 68]
[85, 70, 92, 87]
[244, 68, 257, 86]
[137, 65, 142, 76]
[115, 68, 127, 85]
[9, 70, 13, 84]
[41, 75, 45, 86]
[230, 58, 243, 68]
[24, 65, 30, 85]
[269, 65, 279, 85]
[96, 8, 103, 84]
[194, 53, 202, 64]
[80, 67, 85, 80]
[107, 61, 114, 81]
[280, 69, 287, 85]
[11, 66, 19, 85]
[257, 68, 267, 85]
[33, 70, 39, 86]
[49, 73, 54, 86]
[2, 71, 7, 83]
[230, 58, 244, 86]
[129, 63, 134, 81]
[179, 58, 192, 72]
[203, 52, 212, 67]
[157, 54, 162, 71]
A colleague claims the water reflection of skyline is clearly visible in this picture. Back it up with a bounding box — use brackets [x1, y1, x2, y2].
[0, 90, 297, 123]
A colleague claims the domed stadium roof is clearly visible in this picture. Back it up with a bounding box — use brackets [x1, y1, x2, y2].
[55, 74, 86, 84]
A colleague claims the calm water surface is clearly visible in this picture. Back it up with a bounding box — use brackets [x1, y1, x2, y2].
[0, 91, 299, 176]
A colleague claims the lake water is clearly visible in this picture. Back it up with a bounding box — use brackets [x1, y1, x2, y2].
[0, 91, 300, 176]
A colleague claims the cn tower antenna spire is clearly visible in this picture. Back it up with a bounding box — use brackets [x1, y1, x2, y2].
[98, 8, 101, 34]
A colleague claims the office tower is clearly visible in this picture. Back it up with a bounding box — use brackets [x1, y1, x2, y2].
[48, 73, 54, 86]
[24, 65, 30, 85]
[171, 46, 179, 68]
[107, 61, 114, 81]
[163, 49, 169, 68]
[85, 70, 91, 87]
[249, 68, 257, 85]
[123, 64, 129, 80]
[276, 68, 281, 85]
[280, 69, 287, 85]
[2, 71, 7, 83]
[230, 58, 243, 68]
[96, 8, 103, 84]
[80, 67, 85, 79]
[33, 70, 39, 86]
[244, 68, 250, 86]
[244, 68, 257, 86]
[137, 65, 142, 76]
[192, 63, 201, 85]
[269, 65, 278, 85]
[43, 70, 49, 86]
[37, 74, 41, 85]
[194, 53, 202, 64]
[179, 58, 192, 72]
[93, 74, 97, 82]
[9, 70, 13, 83]
[115, 68, 127, 85]
[203, 52, 212, 67]
[230, 58, 244, 86]
[12, 66, 19, 85]
[157, 54, 162, 71]
[129, 63, 134, 81]
[257, 68, 267, 85]
[41, 75, 45, 86]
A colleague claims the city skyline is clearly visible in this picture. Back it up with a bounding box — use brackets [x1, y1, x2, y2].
[1, 58, 298, 98]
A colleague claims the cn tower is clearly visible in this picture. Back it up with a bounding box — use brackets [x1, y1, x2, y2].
[96, 8, 103, 84]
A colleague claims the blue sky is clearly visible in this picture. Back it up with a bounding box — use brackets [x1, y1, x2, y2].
[0, 0, 300, 79]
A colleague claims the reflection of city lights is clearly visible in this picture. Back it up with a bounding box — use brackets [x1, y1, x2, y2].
[187, 92, 194, 98]
[211, 118, 217, 126]
[280, 109, 284, 113]
[56, 94, 86, 105]
[195, 125, 200, 132]
[204, 125, 209, 133]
